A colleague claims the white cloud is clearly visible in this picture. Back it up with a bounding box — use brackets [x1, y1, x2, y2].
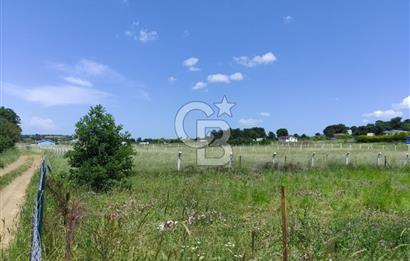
[234, 52, 277, 67]
[259, 112, 270, 117]
[183, 57, 198, 67]
[193, 81, 207, 90]
[363, 110, 403, 118]
[5, 83, 110, 107]
[207, 74, 230, 84]
[63, 76, 93, 87]
[183, 57, 200, 71]
[168, 76, 176, 83]
[283, 15, 293, 24]
[229, 72, 244, 81]
[135, 89, 152, 102]
[393, 96, 410, 109]
[51, 59, 119, 78]
[238, 118, 262, 126]
[138, 29, 158, 43]
[29, 117, 56, 131]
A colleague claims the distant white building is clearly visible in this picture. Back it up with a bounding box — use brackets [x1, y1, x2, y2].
[366, 133, 375, 137]
[255, 138, 264, 142]
[383, 130, 406, 135]
[139, 141, 150, 145]
[278, 136, 298, 143]
[347, 129, 352, 135]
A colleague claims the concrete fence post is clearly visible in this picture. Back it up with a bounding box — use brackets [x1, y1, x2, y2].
[177, 151, 182, 171]
[345, 152, 350, 166]
[311, 152, 316, 168]
[377, 152, 382, 167]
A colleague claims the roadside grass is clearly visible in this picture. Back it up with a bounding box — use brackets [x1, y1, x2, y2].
[0, 148, 20, 168]
[27, 152, 410, 260]
[0, 158, 33, 190]
[0, 159, 38, 260]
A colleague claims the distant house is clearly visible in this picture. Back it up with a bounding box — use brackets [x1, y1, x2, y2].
[383, 130, 406, 135]
[347, 129, 353, 135]
[139, 141, 150, 145]
[37, 140, 56, 146]
[255, 138, 264, 142]
[278, 136, 298, 143]
[366, 133, 375, 137]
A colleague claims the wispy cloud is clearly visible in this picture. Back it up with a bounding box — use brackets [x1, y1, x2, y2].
[168, 76, 177, 83]
[124, 22, 158, 43]
[234, 52, 277, 67]
[183, 57, 200, 71]
[63, 76, 93, 87]
[259, 112, 270, 117]
[363, 110, 403, 118]
[29, 116, 57, 131]
[192, 81, 207, 90]
[5, 83, 110, 107]
[51, 59, 121, 79]
[238, 118, 262, 126]
[283, 15, 293, 24]
[135, 89, 152, 102]
[138, 29, 158, 43]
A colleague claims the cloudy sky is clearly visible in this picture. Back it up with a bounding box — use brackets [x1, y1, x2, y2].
[1, 0, 409, 137]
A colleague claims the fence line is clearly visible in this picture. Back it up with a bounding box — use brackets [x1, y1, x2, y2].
[30, 157, 51, 261]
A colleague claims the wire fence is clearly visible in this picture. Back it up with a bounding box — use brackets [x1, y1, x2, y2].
[30, 157, 51, 261]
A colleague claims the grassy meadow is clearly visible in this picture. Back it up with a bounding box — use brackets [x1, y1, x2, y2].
[4, 143, 410, 260]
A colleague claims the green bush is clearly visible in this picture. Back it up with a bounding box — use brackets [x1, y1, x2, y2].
[66, 105, 134, 191]
[355, 132, 409, 143]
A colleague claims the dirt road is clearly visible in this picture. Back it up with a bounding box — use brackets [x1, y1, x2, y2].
[0, 155, 30, 178]
[0, 155, 42, 249]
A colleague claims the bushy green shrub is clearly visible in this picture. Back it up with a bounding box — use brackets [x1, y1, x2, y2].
[66, 105, 134, 191]
[355, 132, 409, 143]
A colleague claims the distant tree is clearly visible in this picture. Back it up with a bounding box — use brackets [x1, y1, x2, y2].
[300, 134, 308, 140]
[0, 107, 21, 153]
[66, 105, 134, 191]
[323, 124, 348, 138]
[267, 131, 276, 141]
[276, 128, 288, 137]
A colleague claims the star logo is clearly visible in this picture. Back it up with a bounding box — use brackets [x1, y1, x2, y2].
[214, 96, 236, 117]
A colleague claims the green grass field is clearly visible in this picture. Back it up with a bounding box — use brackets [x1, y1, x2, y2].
[5, 143, 410, 260]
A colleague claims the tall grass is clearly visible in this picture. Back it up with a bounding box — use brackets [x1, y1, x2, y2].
[0, 148, 20, 168]
[9, 148, 408, 260]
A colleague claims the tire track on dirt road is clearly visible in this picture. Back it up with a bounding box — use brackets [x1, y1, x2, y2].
[0, 155, 30, 178]
[0, 155, 42, 249]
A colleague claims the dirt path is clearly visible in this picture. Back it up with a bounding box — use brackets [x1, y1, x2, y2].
[0, 155, 30, 177]
[0, 155, 42, 249]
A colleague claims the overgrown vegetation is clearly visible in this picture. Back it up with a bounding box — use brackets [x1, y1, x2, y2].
[66, 105, 134, 191]
[0, 148, 20, 168]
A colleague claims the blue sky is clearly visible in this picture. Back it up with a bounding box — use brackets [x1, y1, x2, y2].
[1, 0, 409, 138]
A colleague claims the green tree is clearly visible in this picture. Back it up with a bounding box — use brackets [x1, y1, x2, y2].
[0, 107, 21, 153]
[323, 124, 348, 138]
[66, 105, 134, 191]
[276, 128, 288, 137]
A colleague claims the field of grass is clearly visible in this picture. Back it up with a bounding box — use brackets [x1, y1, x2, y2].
[5, 143, 410, 260]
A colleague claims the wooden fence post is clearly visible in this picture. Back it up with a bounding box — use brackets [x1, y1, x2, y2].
[280, 186, 289, 261]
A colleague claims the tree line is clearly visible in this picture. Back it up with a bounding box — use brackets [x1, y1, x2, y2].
[323, 117, 410, 138]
